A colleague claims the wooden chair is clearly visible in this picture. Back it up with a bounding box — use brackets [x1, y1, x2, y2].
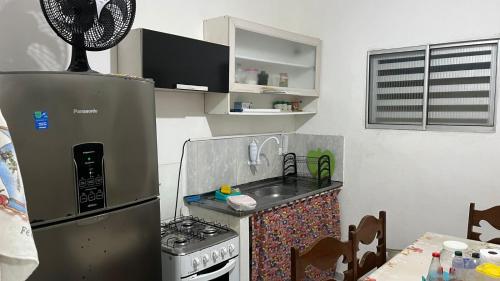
[291, 236, 356, 281]
[467, 203, 500, 244]
[348, 211, 387, 280]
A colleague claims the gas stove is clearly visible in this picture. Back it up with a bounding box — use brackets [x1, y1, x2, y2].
[161, 216, 238, 256]
[161, 216, 240, 281]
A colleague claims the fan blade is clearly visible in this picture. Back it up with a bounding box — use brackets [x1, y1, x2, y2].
[55, 0, 97, 33]
[95, 0, 111, 18]
[107, 0, 131, 21]
[96, 7, 115, 44]
[57, 0, 75, 17]
[42, 0, 74, 26]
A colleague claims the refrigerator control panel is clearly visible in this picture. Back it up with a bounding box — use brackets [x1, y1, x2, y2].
[73, 143, 106, 213]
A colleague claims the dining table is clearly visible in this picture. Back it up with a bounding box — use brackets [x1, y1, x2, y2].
[365, 232, 500, 281]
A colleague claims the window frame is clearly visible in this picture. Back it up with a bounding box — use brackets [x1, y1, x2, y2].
[365, 39, 500, 133]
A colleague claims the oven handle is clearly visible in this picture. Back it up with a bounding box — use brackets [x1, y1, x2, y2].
[185, 259, 236, 281]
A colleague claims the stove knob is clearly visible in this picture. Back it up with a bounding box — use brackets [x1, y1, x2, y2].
[228, 244, 235, 255]
[212, 250, 219, 261]
[192, 257, 201, 268]
[202, 254, 210, 264]
[220, 247, 228, 258]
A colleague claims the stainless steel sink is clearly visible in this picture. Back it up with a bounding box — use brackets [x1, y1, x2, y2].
[252, 185, 295, 198]
[243, 180, 318, 207]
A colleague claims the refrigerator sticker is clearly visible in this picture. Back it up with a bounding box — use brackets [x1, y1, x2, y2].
[33, 111, 49, 130]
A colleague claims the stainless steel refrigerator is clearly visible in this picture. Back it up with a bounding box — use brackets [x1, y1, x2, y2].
[0, 72, 162, 280]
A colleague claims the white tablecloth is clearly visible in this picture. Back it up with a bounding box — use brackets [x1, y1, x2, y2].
[366, 232, 499, 281]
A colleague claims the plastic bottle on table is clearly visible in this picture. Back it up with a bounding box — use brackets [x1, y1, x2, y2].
[462, 258, 473, 281]
[427, 252, 445, 281]
[435, 266, 445, 281]
[452, 251, 465, 280]
[463, 253, 481, 281]
[449, 267, 459, 281]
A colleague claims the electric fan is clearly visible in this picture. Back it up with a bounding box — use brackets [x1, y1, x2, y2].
[40, 0, 136, 72]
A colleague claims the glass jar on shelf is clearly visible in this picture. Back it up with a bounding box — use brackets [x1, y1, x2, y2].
[279, 73, 289, 87]
[244, 68, 258, 85]
[292, 100, 302, 112]
[270, 73, 280, 87]
[235, 64, 245, 83]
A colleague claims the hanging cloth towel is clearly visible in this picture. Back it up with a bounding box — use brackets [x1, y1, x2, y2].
[0, 109, 38, 280]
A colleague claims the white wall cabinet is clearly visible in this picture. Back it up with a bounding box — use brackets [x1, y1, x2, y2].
[204, 16, 322, 115]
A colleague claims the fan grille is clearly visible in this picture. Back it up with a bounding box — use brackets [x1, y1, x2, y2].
[40, 0, 135, 51]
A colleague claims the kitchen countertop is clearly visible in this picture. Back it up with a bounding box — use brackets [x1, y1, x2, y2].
[185, 177, 343, 217]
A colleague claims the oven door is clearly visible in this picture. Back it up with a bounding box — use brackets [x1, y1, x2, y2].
[182, 258, 239, 281]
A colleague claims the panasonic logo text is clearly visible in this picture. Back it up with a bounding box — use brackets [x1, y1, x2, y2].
[73, 109, 99, 114]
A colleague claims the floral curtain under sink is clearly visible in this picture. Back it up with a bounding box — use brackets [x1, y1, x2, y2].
[250, 189, 341, 281]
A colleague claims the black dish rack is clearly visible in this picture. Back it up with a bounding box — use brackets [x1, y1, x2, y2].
[282, 153, 332, 188]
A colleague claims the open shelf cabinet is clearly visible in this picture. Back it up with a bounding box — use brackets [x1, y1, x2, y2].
[204, 16, 322, 115]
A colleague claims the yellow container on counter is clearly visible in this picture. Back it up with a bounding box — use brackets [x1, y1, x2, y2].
[476, 263, 500, 280]
[220, 184, 232, 195]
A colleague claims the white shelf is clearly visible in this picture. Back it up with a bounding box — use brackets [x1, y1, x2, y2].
[235, 55, 314, 69]
[232, 83, 319, 97]
[228, 111, 316, 116]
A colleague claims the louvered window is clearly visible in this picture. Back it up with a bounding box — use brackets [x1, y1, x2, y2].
[428, 44, 497, 126]
[367, 40, 498, 132]
[368, 49, 426, 126]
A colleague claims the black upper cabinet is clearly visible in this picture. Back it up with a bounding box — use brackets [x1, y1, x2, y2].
[115, 29, 229, 93]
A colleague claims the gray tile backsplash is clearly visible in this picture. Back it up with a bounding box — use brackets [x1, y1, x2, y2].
[186, 133, 344, 195]
[186, 138, 239, 195]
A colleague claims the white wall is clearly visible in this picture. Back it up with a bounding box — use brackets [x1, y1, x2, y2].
[297, 0, 500, 249]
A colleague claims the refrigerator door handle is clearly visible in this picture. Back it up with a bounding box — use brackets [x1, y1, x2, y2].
[76, 213, 110, 226]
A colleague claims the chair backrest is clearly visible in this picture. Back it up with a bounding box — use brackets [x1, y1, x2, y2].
[467, 203, 500, 244]
[348, 211, 387, 279]
[291, 236, 356, 281]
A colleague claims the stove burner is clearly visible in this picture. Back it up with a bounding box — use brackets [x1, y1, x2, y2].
[173, 237, 188, 246]
[202, 226, 217, 236]
[181, 220, 195, 228]
[161, 216, 234, 254]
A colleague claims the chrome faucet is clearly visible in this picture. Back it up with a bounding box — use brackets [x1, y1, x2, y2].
[249, 136, 282, 165]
